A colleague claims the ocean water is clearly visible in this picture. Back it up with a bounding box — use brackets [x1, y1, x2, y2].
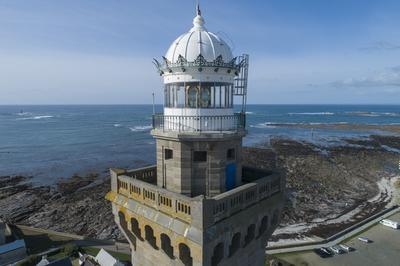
[1, 104, 399, 184]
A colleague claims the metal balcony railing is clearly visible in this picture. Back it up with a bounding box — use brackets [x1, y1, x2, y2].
[152, 112, 246, 132]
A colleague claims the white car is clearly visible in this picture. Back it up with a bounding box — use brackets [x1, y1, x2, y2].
[330, 246, 344, 254]
[358, 237, 370, 243]
[339, 244, 352, 252]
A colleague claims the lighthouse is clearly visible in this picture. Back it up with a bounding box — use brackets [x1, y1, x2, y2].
[107, 5, 285, 266]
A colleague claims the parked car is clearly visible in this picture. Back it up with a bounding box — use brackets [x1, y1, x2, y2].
[330, 246, 344, 254]
[314, 248, 332, 258]
[339, 244, 353, 252]
[380, 219, 400, 229]
[321, 247, 334, 256]
[358, 237, 371, 243]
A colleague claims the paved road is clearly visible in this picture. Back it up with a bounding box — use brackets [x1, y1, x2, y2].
[273, 212, 400, 266]
[267, 207, 399, 255]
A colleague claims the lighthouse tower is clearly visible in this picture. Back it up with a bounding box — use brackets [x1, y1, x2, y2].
[107, 5, 285, 266]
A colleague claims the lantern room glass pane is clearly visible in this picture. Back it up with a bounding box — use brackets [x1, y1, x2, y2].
[187, 86, 198, 108]
[165, 82, 234, 109]
[200, 86, 211, 108]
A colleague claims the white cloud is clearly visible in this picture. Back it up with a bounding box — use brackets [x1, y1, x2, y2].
[330, 66, 400, 88]
[359, 41, 400, 52]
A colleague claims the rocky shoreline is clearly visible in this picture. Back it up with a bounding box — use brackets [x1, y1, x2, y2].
[0, 173, 124, 240]
[1, 134, 399, 241]
[248, 135, 400, 241]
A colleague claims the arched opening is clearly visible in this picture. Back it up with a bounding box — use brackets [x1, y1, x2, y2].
[131, 217, 143, 241]
[211, 242, 224, 266]
[243, 224, 255, 247]
[144, 225, 157, 249]
[179, 243, 192, 266]
[118, 211, 127, 228]
[161, 233, 174, 259]
[229, 232, 241, 257]
[118, 212, 136, 248]
[258, 215, 269, 237]
[272, 210, 280, 227]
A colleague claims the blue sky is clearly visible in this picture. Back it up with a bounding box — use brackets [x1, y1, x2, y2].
[0, 0, 399, 104]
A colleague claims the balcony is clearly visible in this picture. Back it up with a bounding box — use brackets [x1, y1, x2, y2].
[152, 112, 246, 133]
[108, 165, 284, 227]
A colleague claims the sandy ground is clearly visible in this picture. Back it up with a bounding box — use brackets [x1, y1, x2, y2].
[269, 175, 400, 246]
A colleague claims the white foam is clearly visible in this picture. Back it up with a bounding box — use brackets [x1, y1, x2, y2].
[16, 112, 32, 116]
[251, 122, 351, 129]
[346, 111, 400, 117]
[17, 115, 54, 120]
[245, 111, 254, 114]
[113, 124, 122, 127]
[288, 112, 335, 115]
[129, 125, 152, 132]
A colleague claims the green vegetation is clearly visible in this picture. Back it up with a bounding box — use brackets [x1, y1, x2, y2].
[80, 246, 99, 256]
[17, 227, 75, 254]
[266, 253, 295, 266]
[17, 255, 41, 266]
[339, 222, 377, 244]
[63, 243, 79, 257]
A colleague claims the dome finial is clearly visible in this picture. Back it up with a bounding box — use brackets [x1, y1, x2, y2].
[192, 0, 205, 30]
[196, 1, 201, 16]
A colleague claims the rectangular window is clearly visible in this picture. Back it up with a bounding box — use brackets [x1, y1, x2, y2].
[177, 85, 185, 107]
[227, 148, 235, 160]
[221, 86, 226, 108]
[193, 151, 207, 162]
[165, 149, 173, 160]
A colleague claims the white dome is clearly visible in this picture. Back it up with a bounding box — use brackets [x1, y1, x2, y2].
[165, 11, 234, 63]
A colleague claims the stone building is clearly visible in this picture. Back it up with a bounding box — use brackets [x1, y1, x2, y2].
[106, 5, 285, 266]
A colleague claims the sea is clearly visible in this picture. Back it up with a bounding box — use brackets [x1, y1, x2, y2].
[1, 104, 399, 185]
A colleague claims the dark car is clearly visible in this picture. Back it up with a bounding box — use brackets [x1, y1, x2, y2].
[314, 248, 332, 258]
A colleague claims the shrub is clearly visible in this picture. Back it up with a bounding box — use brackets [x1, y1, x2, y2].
[63, 243, 79, 257]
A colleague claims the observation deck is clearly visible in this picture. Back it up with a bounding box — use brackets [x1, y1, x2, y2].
[106, 165, 284, 229]
[152, 112, 246, 133]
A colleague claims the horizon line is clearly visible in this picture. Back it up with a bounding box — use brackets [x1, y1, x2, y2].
[0, 103, 399, 106]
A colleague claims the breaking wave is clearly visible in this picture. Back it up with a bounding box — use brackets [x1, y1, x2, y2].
[16, 112, 32, 116]
[288, 112, 335, 116]
[129, 125, 152, 132]
[345, 111, 400, 117]
[251, 122, 349, 128]
[17, 115, 54, 121]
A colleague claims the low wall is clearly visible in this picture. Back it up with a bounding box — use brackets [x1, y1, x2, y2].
[111, 166, 284, 229]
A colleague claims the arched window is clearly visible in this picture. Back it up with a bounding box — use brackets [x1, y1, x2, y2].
[243, 224, 255, 247]
[179, 243, 192, 266]
[145, 225, 157, 249]
[131, 217, 143, 241]
[211, 242, 224, 266]
[229, 233, 241, 257]
[118, 212, 126, 227]
[187, 86, 198, 108]
[161, 234, 174, 259]
[272, 210, 280, 226]
[118, 212, 136, 248]
[258, 216, 269, 237]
